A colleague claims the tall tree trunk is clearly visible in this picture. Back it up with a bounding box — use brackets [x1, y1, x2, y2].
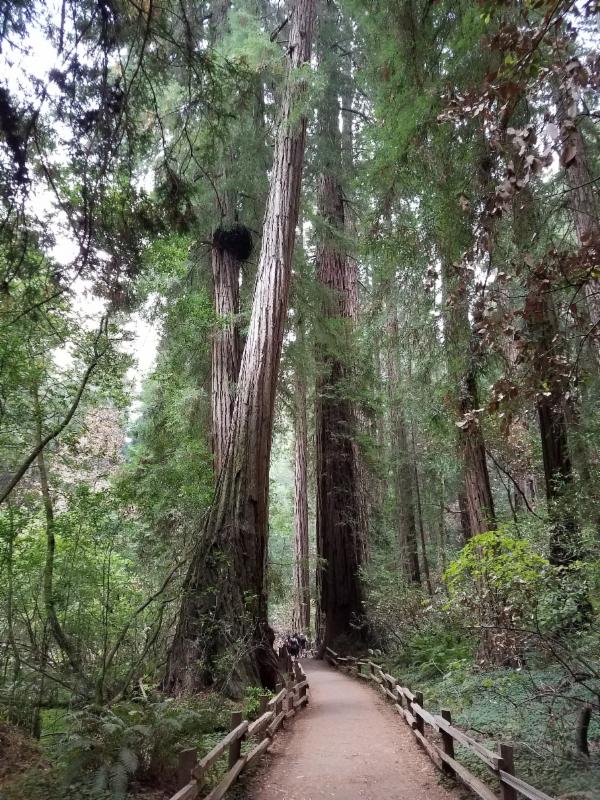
[411, 425, 432, 594]
[385, 307, 421, 584]
[511, 148, 580, 565]
[555, 80, 600, 353]
[458, 364, 496, 536]
[524, 278, 579, 565]
[211, 243, 242, 474]
[315, 9, 365, 647]
[340, 52, 370, 564]
[315, 170, 365, 647]
[209, 0, 244, 475]
[440, 255, 496, 539]
[164, 0, 316, 696]
[291, 329, 310, 633]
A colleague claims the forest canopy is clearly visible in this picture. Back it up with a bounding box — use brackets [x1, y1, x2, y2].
[0, 0, 599, 798]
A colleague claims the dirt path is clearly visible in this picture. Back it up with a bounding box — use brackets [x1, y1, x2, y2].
[245, 659, 461, 800]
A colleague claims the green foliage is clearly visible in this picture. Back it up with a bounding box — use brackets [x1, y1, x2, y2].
[223, 9, 284, 73]
[1, 696, 236, 800]
[395, 624, 474, 682]
[445, 528, 548, 615]
[243, 686, 270, 720]
[58, 708, 146, 799]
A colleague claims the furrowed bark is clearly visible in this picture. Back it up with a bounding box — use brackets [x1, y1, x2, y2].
[211, 244, 242, 475]
[164, 0, 316, 696]
[315, 9, 365, 648]
[556, 81, 600, 356]
[440, 253, 496, 540]
[209, 0, 244, 476]
[512, 151, 579, 565]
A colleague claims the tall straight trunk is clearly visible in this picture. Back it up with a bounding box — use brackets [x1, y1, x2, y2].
[165, 0, 316, 696]
[512, 148, 579, 565]
[525, 280, 579, 565]
[440, 256, 496, 539]
[291, 337, 310, 633]
[211, 245, 242, 474]
[438, 489, 448, 573]
[314, 5, 365, 649]
[339, 51, 370, 564]
[556, 82, 600, 352]
[459, 365, 496, 536]
[315, 173, 365, 647]
[411, 425, 432, 594]
[385, 308, 421, 584]
[209, 0, 244, 475]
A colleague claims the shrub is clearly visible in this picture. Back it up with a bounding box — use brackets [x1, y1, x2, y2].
[444, 528, 549, 665]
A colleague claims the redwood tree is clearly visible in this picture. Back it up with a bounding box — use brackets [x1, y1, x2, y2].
[315, 5, 365, 648]
[211, 231, 243, 475]
[555, 72, 600, 356]
[209, 0, 249, 475]
[435, 166, 496, 540]
[164, 0, 316, 696]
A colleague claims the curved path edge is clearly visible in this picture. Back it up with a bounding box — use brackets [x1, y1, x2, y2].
[244, 659, 461, 800]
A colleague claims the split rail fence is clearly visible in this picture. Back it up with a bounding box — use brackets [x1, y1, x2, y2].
[169, 661, 309, 800]
[324, 647, 556, 800]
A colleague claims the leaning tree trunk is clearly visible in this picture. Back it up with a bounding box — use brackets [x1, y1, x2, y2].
[164, 0, 316, 697]
[291, 337, 310, 633]
[34, 389, 84, 681]
[385, 306, 421, 584]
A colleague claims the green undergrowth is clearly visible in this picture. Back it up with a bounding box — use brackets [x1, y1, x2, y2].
[376, 645, 600, 800]
[0, 686, 269, 800]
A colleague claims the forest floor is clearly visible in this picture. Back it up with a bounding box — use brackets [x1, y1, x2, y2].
[243, 659, 464, 800]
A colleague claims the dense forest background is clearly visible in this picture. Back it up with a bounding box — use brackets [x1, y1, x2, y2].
[0, 0, 599, 797]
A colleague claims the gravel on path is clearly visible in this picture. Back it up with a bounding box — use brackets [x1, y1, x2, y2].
[245, 658, 461, 800]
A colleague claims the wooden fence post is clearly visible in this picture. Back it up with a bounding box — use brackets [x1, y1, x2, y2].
[277, 646, 287, 674]
[369, 662, 374, 679]
[395, 685, 403, 708]
[414, 691, 425, 735]
[228, 711, 243, 769]
[175, 748, 198, 790]
[499, 743, 517, 800]
[440, 709, 455, 777]
[259, 694, 269, 714]
[275, 682, 283, 715]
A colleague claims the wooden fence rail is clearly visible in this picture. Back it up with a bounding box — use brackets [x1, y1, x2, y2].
[324, 647, 556, 800]
[169, 661, 309, 800]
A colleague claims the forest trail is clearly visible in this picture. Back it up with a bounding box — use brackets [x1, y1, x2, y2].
[246, 660, 460, 800]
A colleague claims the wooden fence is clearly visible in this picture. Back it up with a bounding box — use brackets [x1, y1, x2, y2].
[324, 647, 556, 800]
[169, 661, 309, 800]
